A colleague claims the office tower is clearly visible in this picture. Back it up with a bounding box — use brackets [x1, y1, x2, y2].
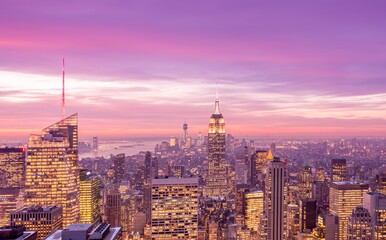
[250, 149, 272, 190]
[331, 159, 347, 182]
[206, 96, 228, 198]
[363, 192, 386, 239]
[151, 177, 198, 239]
[25, 114, 79, 228]
[112, 153, 125, 185]
[374, 168, 386, 194]
[10, 205, 62, 240]
[169, 137, 178, 147]
[328, 181, 369, 240]
[315, 168, 326, 182]
[105, 189, 121, 227]
[0, 147, 25, 188]
[0, 187, 24, 226]
[261, 157, 288, 240]
[235, 184, 249, 220]
[79, 170, 101, 225]
[183, 121, 188, 144]
[286, 202, 299, 239]
[245, 190, 263, 232]
[235, 146, 249, 185]
[299, 199, 317, 232]
[298, 163, 313, 200]
[92, 137, 98, 151]
[196, 132, 203, 147]
[144, 151, 158, 184]
[347, 206, 373, 240]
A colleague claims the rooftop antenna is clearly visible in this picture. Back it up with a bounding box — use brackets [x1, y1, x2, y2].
[61, 58, 65, 119]
[216, 82, 219, 99]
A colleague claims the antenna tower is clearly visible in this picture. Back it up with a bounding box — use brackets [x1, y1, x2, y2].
[61, 58, 65, 119]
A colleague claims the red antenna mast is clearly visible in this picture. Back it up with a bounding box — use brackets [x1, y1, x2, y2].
[61, 58, 65, 119]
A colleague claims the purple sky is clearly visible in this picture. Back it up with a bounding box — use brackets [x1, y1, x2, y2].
[1, 1, 386, 139]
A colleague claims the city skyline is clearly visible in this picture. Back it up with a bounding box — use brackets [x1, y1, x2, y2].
[2, 1, 386, 139]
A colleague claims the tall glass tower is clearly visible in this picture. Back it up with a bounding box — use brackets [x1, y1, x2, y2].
[25, 114, 80, 228]
[206, 97, 228, 198]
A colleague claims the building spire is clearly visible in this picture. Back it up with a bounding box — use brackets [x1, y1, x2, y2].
[213, 94, 221, 115]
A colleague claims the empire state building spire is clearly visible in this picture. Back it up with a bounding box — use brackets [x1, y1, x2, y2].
[213, 98, 221, 115]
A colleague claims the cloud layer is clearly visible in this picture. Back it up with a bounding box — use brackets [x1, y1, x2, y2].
[1, 1, 386, 139]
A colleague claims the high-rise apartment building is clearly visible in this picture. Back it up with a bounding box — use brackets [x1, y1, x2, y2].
[0, 147, 25, 188]
[347, 206, 373, 240]
[328, 181, 369, 240]
[206, 97, 228, 198]
[363, 192, 386, 239]
[112, 153, 125, 185]
[261, 157, 288, 240]
[245, 190, 263, 232]
[79, 170, 101, 225]
[10, 205, 62, 240]
[151, 177, 198, 239]
[25, 114, 79, 228]
[331, 159, 347, 182]
[298, 163, 313, 200]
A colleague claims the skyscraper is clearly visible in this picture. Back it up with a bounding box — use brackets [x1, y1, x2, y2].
[347, 206, 373, 240]
[0, 147, 25, 188]
[299, 199, 317, 232]
[105, 189, 121, 227]
[25, 114, 79, 228]
[328, 181, 369, 240]
[112, 153, 125, 185]
[298, 163, 313, 200]
[79, 170, 101, 225]
[206, 96, 228, 198]
[245, 190, 263, 232]
[183, 121, 188, 144]
[151, 177, 198, 239]
[331, 159, 347, 182]
[363, 192, 386, 239]
[374, 167, 386, 195]
[261, 157, 288, 240]
[250, 149, 272, 190]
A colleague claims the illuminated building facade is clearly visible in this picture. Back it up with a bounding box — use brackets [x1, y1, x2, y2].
[298, 163, 313, 200]
[25, 114, 79, 228]
[113, 153, 125, 185]
[206, 97, 228, 198]
[262, 157, 288, 240]
[79, 170, 101, 225]
[328, 181, 369, 240]
[0, 187, 24, 226]
[250, 149, 272, 190]
[331, 159, 347, 182]
[347, 206, 373, 240]
[10, 205, 62, 240]
[0, 147, 25, 188]
[245, 190, 263, 232]
[363, 192, 386, 239]
[151, 177, 198, 239]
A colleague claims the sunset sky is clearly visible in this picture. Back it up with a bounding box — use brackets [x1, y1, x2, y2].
[1, 1, 386, 140]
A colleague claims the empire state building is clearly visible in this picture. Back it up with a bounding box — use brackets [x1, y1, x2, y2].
[205, 96, 229, 198]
